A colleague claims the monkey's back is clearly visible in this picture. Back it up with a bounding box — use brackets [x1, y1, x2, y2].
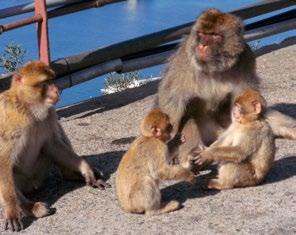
[115, 136, 167, 211]
[250, 121, 275, 181]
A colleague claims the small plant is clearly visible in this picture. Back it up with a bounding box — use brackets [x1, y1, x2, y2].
[0, 42, 26, 73]
[249, 40, 261, 51]
[103, 71, 141, 94]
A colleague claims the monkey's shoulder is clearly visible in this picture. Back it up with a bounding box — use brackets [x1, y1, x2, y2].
[127, 136, 167, 161]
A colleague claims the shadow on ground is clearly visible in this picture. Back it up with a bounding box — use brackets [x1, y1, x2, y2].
[20, 153, 296, 229]
[265, 156, 296, 184]
[57, 80, 159, 120]
[269, 103, 296, 119]
[21, 150, 124, 229]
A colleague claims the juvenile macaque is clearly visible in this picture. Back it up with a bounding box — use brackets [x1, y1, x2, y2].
[193, 89, 275, 189]
[0, 61, 109, 231]
[156, 9, 296, 167]
[116, 109, 195, 215]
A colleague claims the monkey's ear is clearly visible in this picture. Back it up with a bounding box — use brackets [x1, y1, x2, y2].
[253, 101, 262, 114]
[12, 73, 23, 84]
[151, 126, 162, 137]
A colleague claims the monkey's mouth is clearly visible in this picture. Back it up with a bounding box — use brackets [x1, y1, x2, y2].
[45, 94, 60, 105]
[196, 44, 210, 61]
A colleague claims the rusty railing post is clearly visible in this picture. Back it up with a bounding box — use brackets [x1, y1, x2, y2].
[35, 0, 51, 65]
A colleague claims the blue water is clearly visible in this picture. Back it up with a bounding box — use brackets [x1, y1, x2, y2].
[0, 0, 294, 107]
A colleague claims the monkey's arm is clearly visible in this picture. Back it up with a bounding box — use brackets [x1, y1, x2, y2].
[202, 146, 249, 163]
[159, 161, 196, 184]
[43, 139, 110, 189]
[0, 151, 23, 231]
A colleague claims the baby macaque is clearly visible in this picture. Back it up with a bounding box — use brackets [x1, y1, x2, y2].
[116, 109, 195, 215]
[193, 89, 275, 189]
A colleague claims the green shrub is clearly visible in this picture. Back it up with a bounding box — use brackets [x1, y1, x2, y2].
[103, 71, 140, 93]
[0, 43, 26, 73]
[249, 40, 261, 51]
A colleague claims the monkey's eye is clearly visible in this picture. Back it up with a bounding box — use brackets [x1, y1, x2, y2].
[40, 80, 52, 88]
[166, 124, 173, 133]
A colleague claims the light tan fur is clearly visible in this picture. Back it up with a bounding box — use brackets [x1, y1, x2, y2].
[194, 89, 275, 189]
[0, 61, 109, 232]
[116, 109, 195, 215]
[155, 9, 296, 170]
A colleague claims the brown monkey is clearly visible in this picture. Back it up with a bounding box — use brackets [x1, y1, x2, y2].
[193, 89, 275, 189]
[116, 109, 195, 215]
[156, 9, 296, 167]
[0, 61, 109, 231]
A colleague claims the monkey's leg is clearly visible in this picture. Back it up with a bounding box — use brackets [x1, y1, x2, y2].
[266, 109, 296, 140]
[128, 178, 161, 214]
[16, 189, 50, 218]
[208, 163, 257, 190]
[43, 140, 110, 189]
[130, 178, 180, 215]
[0, 161, 23, 231]
[146, 201, 180, 216]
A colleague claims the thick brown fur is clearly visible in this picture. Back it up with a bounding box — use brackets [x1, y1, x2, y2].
[193, 89, 275, 189]
[116, 109, 195, 215]
[0, 61, 109, 231]
[156, 9, 296, 170]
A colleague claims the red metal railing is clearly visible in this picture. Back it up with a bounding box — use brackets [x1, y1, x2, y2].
[0, 0, 50, 64]
[0, 0, 123, 66]
[35, 0, 50, 65]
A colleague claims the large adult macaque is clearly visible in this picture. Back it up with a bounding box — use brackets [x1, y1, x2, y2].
[156, 9, 296, 166]
[0, 61, 109, 231]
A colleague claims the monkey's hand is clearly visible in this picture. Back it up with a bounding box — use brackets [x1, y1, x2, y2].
[80, 162, 111, 190]
[85, 171, 111, 190]
[88, 178, 111, 190]
[3, 205, 24, 232]
[191, 149, 213, 166]
[186, 173, 197, 185]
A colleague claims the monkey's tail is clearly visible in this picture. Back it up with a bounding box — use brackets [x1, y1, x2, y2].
[265, 109, 296, 140]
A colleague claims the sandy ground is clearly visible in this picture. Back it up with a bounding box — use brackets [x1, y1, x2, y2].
[1, 43, 296, 235]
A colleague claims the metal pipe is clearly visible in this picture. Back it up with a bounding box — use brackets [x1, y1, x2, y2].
[51, 1, 296, 77]
[120, 50, 174, 73]
[0, 13, 295, 91]
[0, 0, 85, 19]
[245, 9, 296, 31]
[55, 59, 122, 89]
[54, 18, 296, 90]
[245, 18, 296, 42]
[0, 15, 42, 34]
[47, 0, 126, 18]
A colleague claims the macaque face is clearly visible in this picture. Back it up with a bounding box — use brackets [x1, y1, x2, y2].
[196, 32, 223, 62]
[191, 9, 244, 70]
[232, 94, 264, 124]
[151, 122, 173, 142]
[14, 61, 59, 106]
[232, 103, 243, 123]
[18, 77, 60, 106]
[43, 81, 60, 105]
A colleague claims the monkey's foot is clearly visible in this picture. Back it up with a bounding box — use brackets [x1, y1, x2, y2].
[207, 179, 234, 190]
[145, 200, 181, 215]
[32, 202, 51, 218]
[4, 207, 24, 232]
[205, 179, 222, 190]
